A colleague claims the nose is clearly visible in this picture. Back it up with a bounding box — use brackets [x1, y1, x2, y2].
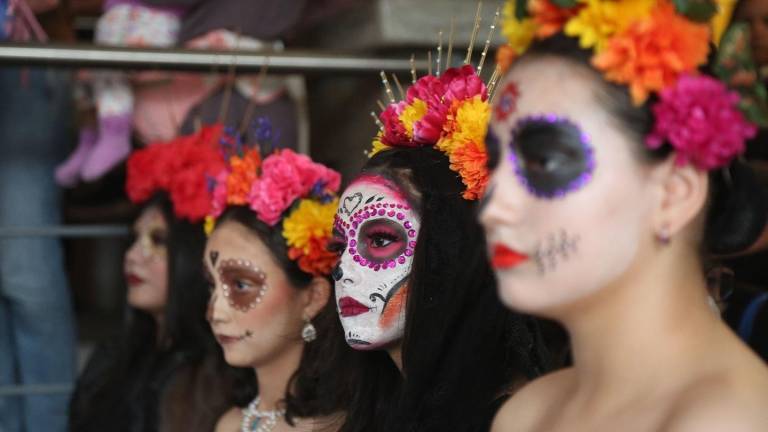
[479, 167, 530, 230]
[337, 258, 361, 289]
[124, 237, 142, 266]
[206, 288, 229, 324]
[331, 264, 343, 282]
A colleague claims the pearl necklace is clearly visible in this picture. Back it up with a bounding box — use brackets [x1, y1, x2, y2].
[240, 397, 286, 432]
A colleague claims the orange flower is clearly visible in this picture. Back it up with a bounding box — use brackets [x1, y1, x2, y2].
[288, 238, 339, 277]
[225, 148, 261, 205]
[592, 2, 710, 105]
[496, 44, 518, 75]
[449, 140, 489, 200]
[531, 0, 582, 38]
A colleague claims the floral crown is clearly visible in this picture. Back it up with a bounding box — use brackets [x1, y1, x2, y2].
[370, 6, 511, 200]
[499, 0, 768, 170]
[206, 121, 341, 277]
[126, 124, 226, 222]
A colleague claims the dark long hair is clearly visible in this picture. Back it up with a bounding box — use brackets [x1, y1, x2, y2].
[515, 34, 767, 255]
[214, 206, 354, 425]
[339, 147, 554, 432]
[69, 193, 239, 432]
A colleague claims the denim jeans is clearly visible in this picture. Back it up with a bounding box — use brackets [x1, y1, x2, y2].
[0, 68, 77, 432]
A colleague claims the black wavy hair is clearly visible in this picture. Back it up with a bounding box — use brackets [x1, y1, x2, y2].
[70, 193, 241, 432]
[499, 34, 768, 256]
[213, 205, 354, 426]
[338, 147, 555, 432]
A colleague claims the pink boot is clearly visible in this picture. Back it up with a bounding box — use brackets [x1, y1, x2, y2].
[55, 127, 97, 187]
[81, 114, 133, 181]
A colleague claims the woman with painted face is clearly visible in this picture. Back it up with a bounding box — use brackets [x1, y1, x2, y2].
[483, 2, 768, 431]
[204, 143, 352, 432]
[70, 126, 240, 432]
[330, 61, 554, 432]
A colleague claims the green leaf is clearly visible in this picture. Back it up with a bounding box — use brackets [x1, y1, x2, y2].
[550, 0, 579, 8]
[514, 0, 530, 20]
[673, 0, 718, 22]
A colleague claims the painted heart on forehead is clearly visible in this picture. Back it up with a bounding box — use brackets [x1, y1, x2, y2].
[333, 174, 421, 350]
[341, 192, 363, 216]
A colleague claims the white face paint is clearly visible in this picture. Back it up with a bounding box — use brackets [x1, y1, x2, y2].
[480, 57, 657, 318]
[331, 174, 420, 349]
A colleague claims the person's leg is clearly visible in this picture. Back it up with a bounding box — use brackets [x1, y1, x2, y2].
[0, 67, 77, 432]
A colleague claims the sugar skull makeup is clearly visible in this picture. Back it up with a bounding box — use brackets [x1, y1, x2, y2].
[215, 258, 269, 312]
[331, 174, 420, 349]
[481, 59, 657, 316]
[508, 114, 595, 199]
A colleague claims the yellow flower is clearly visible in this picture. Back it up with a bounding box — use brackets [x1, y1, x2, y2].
[398, 99, 428, 138]
[437, 97, 491, 154]
[711, 0, 737, 46]
[282, 198, 340, 276]
[564, 0, 653, 51]
[204, 216, 216, 236]
[501, 1, 537, 54]
[283, 198, 338, 254]
[370, 133, 392, 158]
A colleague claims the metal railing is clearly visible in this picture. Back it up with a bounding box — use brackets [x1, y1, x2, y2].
[0, 43, 426, 74]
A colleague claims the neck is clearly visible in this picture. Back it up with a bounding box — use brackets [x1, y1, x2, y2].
[253, 341, 305, 411]
[559, 245, 722, 404]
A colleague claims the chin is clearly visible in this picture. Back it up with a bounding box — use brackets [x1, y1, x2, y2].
[496, 277, 571, 319]
[222, 349, 253, 368]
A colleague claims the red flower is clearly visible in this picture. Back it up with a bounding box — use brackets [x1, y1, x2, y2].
[125, 124, 226, 222]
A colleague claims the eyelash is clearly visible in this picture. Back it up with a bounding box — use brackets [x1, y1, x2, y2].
[366, 230, 399, 247]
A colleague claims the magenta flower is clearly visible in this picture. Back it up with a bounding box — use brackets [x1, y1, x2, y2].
[646, 74, 756, 170]
[248, 149, 341, 226]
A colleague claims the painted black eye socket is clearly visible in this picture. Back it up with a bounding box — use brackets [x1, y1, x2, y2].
[509, 115, 595, 199]
[486, 129, 501, 170]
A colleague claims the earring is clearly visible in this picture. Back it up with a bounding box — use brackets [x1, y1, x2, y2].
[656, 225, 671, 245]
[301, 317, 317, 343]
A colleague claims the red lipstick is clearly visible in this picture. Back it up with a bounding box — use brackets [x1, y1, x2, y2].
[338, 296, 370, 317]
[491, 244, 529, 269]
[125, 273, 144, 286]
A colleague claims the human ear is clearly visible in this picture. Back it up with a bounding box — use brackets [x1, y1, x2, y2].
[301, 277, 331, 320]
[650, 156, 709, 240]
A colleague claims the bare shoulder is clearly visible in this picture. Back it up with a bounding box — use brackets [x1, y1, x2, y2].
[492, 368, 574, 432]
[215, 406, 242, 432]
[664, 363, 768, 432]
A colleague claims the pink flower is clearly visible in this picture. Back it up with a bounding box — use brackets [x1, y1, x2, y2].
[380, 103, 417, 147]
[248, 149, 342, 225]
[439, 65, 488, 102]
[646, 74, 756, 170]
[249, 177, 296, 226]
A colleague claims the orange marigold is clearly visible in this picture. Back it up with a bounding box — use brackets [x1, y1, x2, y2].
[288, 238, 339, 277]
[496, 44, 518, 75]
[449, 140, 489, 200]
[531, 0, 582, 38]
[225, 149, 261, 205]
[592, 2, 710, 105]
